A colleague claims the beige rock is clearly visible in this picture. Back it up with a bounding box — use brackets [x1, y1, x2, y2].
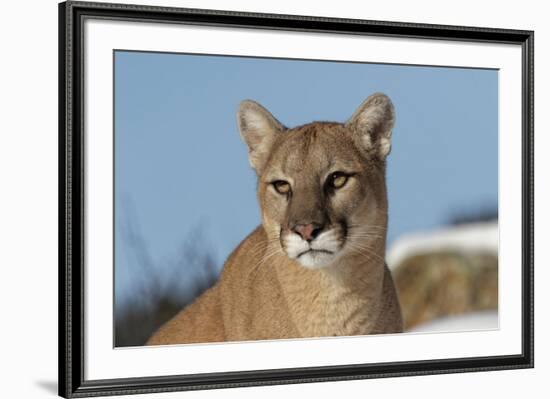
[392, 251, 498, 330]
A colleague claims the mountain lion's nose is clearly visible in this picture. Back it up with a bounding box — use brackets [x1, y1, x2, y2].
[293, 223, 324, 242]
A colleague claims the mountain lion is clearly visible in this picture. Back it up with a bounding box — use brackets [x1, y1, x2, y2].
[147, 93, 403, 345]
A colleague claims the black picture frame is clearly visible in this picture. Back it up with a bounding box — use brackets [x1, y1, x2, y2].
[59, 1, 534, 397]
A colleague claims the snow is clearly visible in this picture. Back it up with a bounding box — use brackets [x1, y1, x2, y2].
[407, 310, 499, 333]
[386, 221, 498, 269]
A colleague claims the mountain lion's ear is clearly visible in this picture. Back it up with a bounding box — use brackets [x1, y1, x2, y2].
[346, 93, 395, 159]
[237, 100, 285, 173]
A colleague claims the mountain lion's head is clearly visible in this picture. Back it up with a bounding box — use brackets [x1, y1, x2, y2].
[237, 93, 395, 269]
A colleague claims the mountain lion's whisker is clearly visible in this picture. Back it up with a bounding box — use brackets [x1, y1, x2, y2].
[347, 242, 386, 263]
[247, 247, 282, 280]
[349, 232, 384, 238]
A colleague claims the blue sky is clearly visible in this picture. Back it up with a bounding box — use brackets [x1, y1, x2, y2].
[114, 51, 497, 306]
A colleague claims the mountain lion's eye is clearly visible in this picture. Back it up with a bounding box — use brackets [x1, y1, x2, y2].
[330, 173, 349, 189]
[273, 180, 291, 195]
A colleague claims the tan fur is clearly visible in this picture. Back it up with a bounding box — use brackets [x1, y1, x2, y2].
[147, 93, 403, 345]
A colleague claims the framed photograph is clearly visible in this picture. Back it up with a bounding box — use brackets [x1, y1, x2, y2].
[59, 1, 534, 397]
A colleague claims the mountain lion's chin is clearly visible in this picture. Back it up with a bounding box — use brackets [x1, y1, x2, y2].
[293, 250, 337, 269]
